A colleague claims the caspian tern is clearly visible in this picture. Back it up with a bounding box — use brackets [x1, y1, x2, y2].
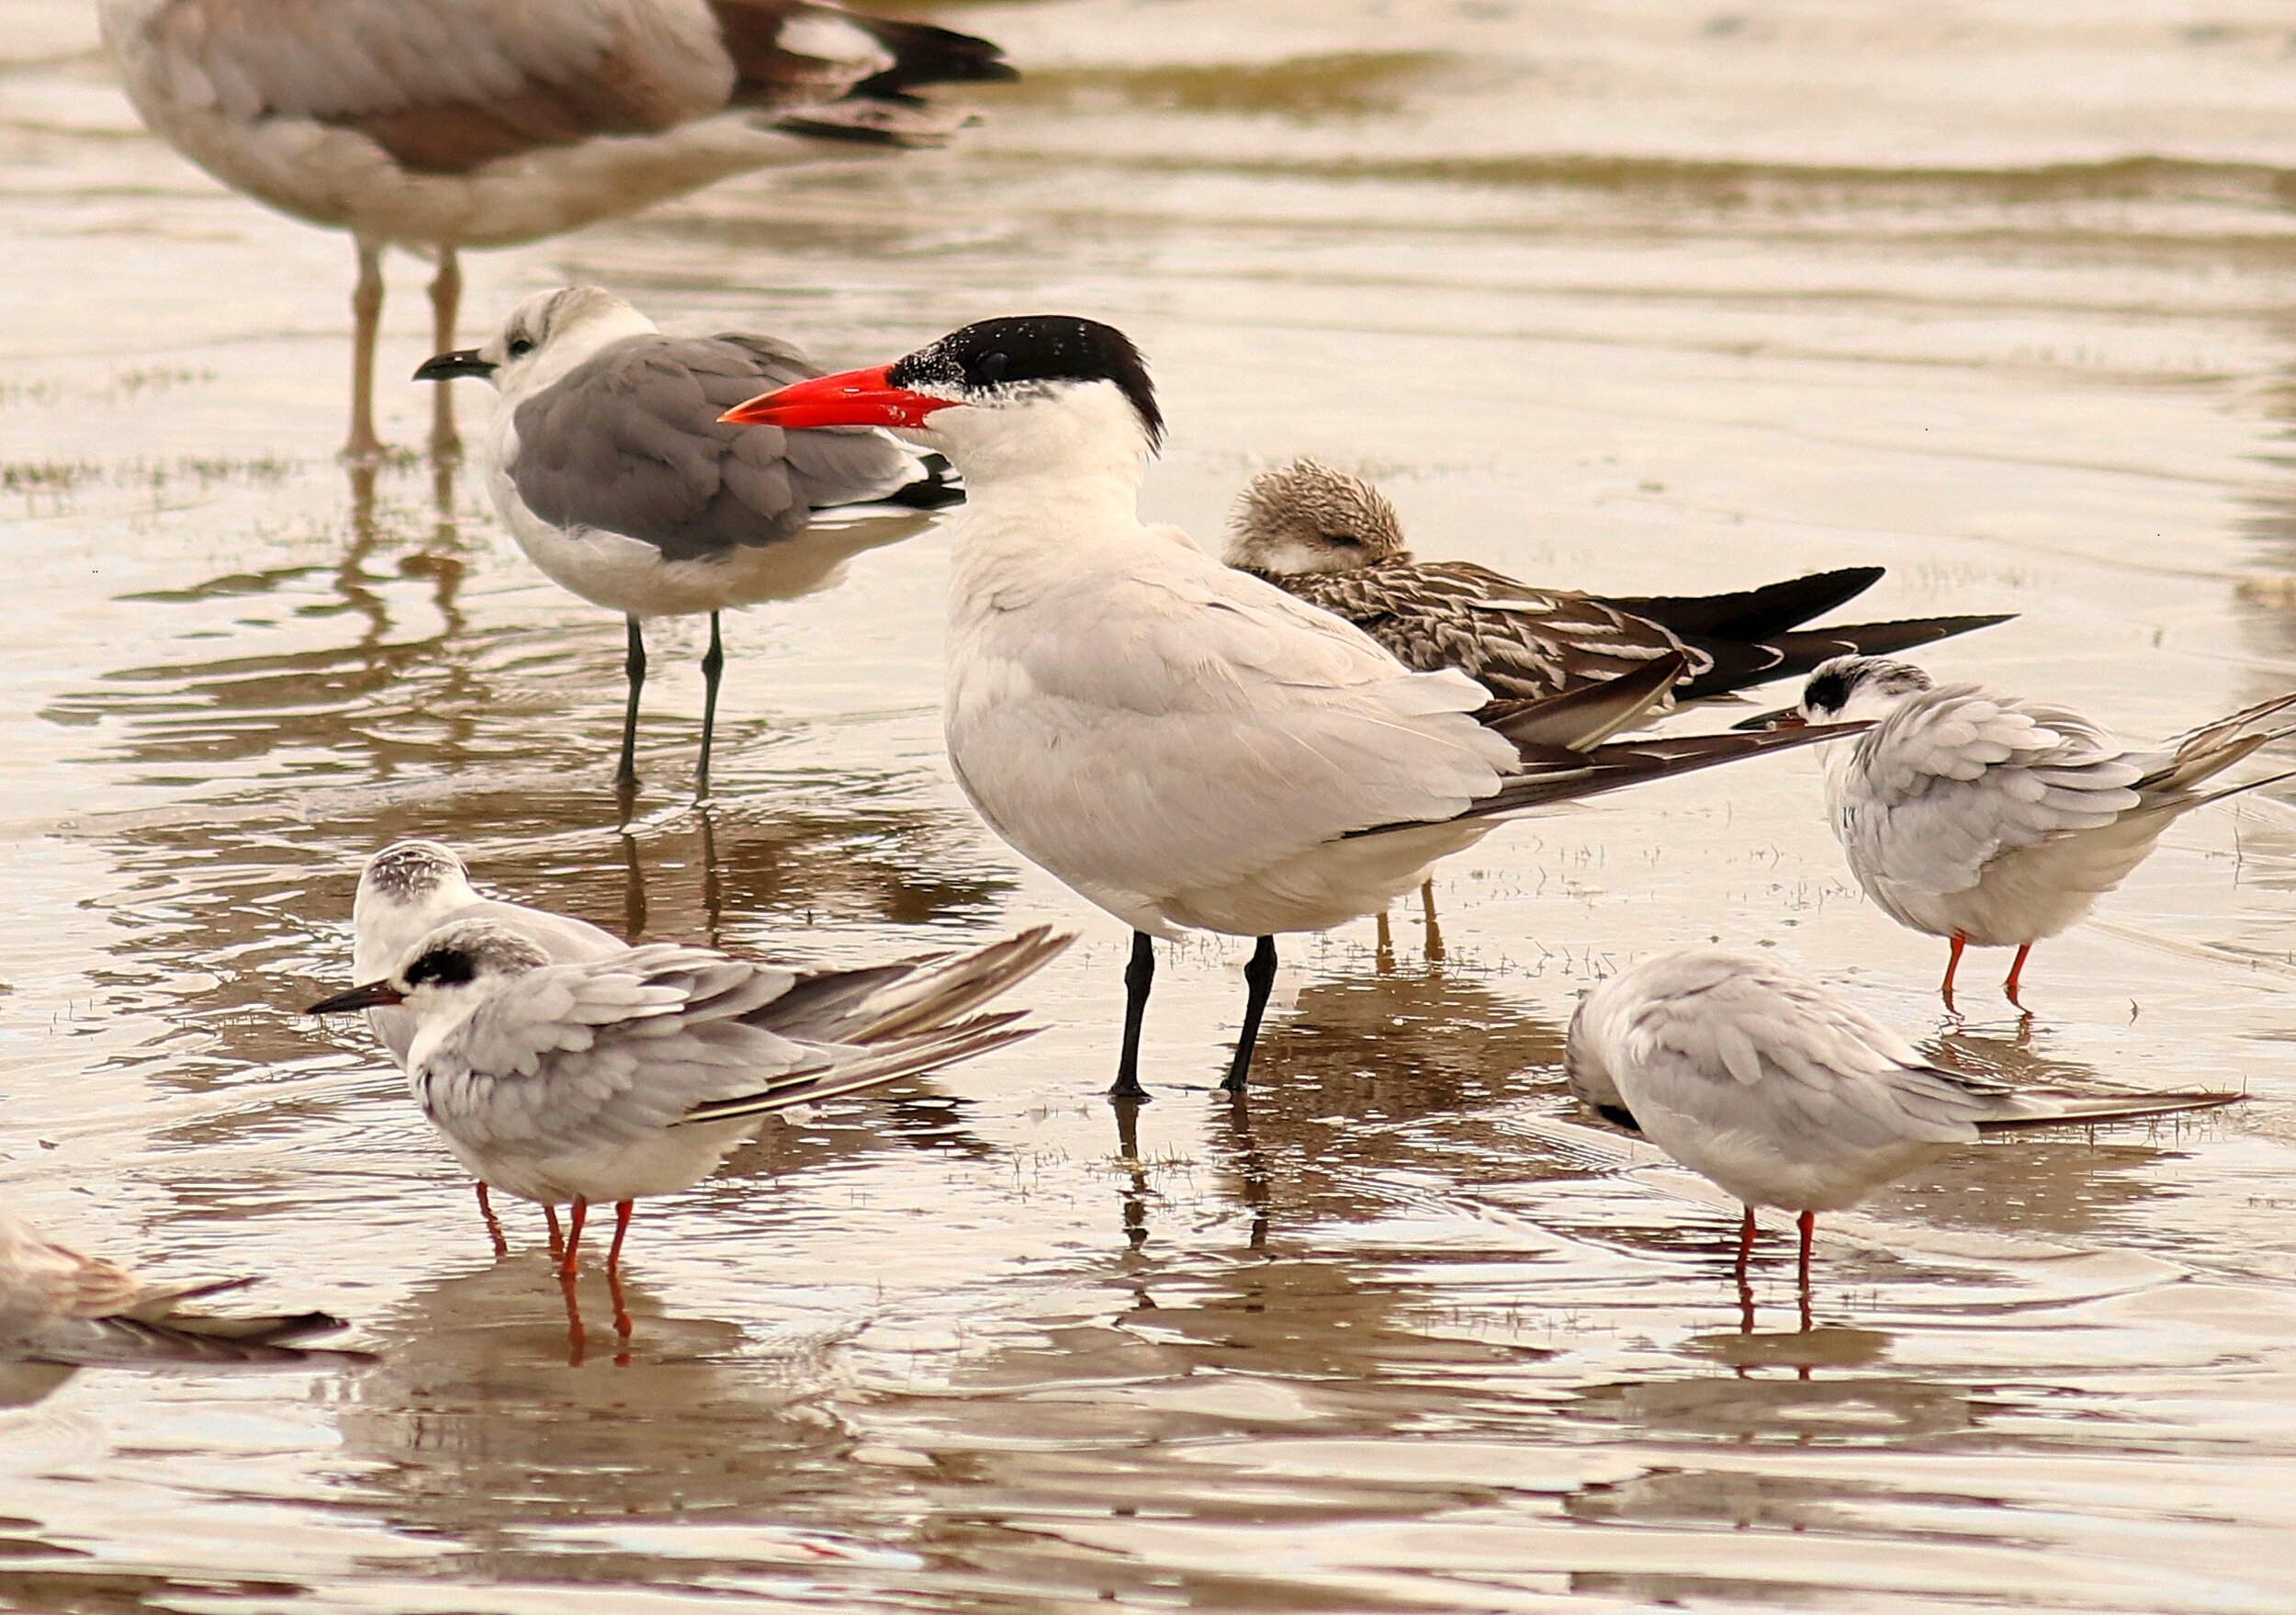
[719, 315, 1867, 1100]
[1756, 655, 2296, 1007]
[99, 0, 1014, 457]
[1224, 457, 2012, 704]
[1565, 947, 2237, 1297]
[310, 920, 1069, 1304]
[415, 287, 959, 792]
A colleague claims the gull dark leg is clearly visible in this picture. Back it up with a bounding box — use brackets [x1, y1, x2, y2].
[346, 237, 385, 461]
[1221, 935, 1279, 1095]
[474, 1181, 506, 1258]
[616, 617, 647, 790]
[2004, 942, 2033, 1006]
[557, 1197, 589, 1282]
[1109, 931, 1155, 1102]
[695, 611, 726, 798]
[1941, 932, 1967, 1009]
[1420, 879, 1445, 963]
[426, 244, 463, 459]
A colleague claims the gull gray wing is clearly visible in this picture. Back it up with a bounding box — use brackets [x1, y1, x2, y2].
[1838, 686, 2150, 900]
[509, 333, 928, 563]
[1272, 559, 1700, 702]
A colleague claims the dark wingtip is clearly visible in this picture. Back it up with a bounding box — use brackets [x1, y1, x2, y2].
[884, 452, 966, 510]
[847, 17, 1019, 94]
[1674, 612, 2017, 702]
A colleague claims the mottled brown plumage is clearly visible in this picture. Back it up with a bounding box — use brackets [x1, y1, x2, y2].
[1224, 458, 2010, 706]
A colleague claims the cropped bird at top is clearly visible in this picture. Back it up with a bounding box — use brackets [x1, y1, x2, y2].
[0, 1203, 352, 1393]
[310, 917, 1068, 1297]
[1753, 655, 2296, 1007]
[721, 315, 1867, 1101]
[1223, 457, 2012, 706]
[99, 0, 1016, 457]
[416, 286, 962, 794]
[1565, 947, 2237, 1294]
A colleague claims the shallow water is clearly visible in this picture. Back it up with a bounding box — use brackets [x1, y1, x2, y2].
[5, 0, 2296, 1609]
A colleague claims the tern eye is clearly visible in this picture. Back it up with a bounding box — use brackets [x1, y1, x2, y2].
[974, 350, 1009, 384]
[403, 947, 476, 988]
[507, 337, 535, 358]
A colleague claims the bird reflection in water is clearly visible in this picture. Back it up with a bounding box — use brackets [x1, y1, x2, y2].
[331, 1258, 881, 1575]
[1196, 949, 1565, 1245]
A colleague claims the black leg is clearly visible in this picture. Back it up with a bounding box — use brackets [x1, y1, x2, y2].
[1221, 935, 1278, 1094]
[616, 616, 646, 789]
[1109, 931, 1155, 1102]
[695, 611, 726, 798]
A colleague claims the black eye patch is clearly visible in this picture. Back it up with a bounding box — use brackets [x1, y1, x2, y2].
[1804, 669, 1851, 713]
[404, 948, 476, 988]
[974, 350, 1009, 383]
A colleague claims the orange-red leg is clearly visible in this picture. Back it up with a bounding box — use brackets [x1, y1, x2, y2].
[557, 1197, 589, 1282]
[605, 1200, 636, 1272]
[1734, 1207, 1759, 1336]
[605, 1201, 636, 1343]
[545, 1204, 565, 1259]
[1941, 933, 1967, 1009]
[558, 1266, 586, 1368]
[474, 1181, 507, 1258]
[1796, 1208, 1817, 1333]
[2004, 942, 2033, 1006]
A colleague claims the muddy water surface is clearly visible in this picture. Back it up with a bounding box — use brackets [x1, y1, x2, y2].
[4, 2, 2296, 1609]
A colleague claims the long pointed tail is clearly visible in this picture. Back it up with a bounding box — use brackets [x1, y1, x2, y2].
[48, 1308, 358, 1368]
[680, 1011, 1040, 1125]
[1975, 1089, 2242, 1132]
[2144, 690, 2296, 796]
[748, 927, 1072, 1045]
[1455, 718, 1869, 823]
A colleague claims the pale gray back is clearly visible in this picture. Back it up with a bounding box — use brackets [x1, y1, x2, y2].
[509, 333, 923, 562]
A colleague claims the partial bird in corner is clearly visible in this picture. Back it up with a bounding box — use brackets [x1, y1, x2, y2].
[417, 286, 962, 795]
[1565, 947, 2237, 1319]
[721, 316, 1874, 1102]
[0, 1203, 358, 1406]
[1224, 457, 2012, 707]
[1747, 655, 2296, 1008]
[98, 0, 1016, 458]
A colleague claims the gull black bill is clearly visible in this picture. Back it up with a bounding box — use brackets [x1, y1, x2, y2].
[412, 348, 496, 383]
